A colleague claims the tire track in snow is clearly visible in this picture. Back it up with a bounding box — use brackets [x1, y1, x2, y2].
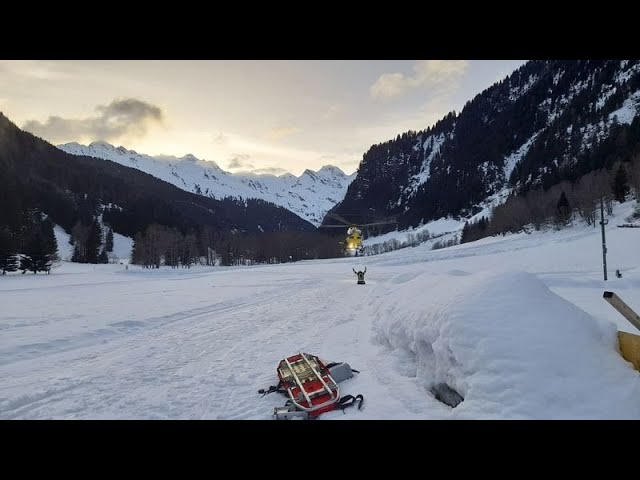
[0, 277, 312, 418]
[197, 273, 373, 419]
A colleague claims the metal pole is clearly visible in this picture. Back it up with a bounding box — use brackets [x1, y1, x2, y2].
[599, 197, 608, 281]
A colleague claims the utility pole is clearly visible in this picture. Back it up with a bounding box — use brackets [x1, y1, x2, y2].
[599, 197, 608, 281]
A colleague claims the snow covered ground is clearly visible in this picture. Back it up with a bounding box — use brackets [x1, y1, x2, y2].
[1, 203, 639, 419]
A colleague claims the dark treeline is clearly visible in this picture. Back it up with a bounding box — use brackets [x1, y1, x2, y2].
[130, 224, 344, 268]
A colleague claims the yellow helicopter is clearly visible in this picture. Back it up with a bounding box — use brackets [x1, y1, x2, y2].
[319, 213, 397, 256]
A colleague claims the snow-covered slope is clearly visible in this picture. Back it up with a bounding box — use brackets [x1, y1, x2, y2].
[1, 201, 638, 419]
[58, 142, 355, 227]
[334, 60, 640, 229]
[53, 221, 132, 264]
[53, 225, 74, 262]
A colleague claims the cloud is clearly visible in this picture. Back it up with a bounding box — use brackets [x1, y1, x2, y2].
[323, 104, 343, 120]
[370, 60, 469, 99]
[213, 132, 228, 145]
[23, 98, 164, 144]
[251, 167, 288, 175]
[227, 153, 254, 170]
[370, 72, 407, 99]
[0, 60, 72, 80]
[263, 126, 300, 140]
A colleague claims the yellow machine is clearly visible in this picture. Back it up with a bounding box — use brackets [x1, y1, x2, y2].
[319, 213, 397, 255]
[603, 291, 640, 371]
[346, 226, 363, 252]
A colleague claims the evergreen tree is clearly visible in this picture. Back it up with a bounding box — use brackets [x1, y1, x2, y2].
[223, 242, 233, 266]
[479, 216, 488, 232]
[460, 222, 470, 244]
[612, 165, 630, 202]
[105, 228, 114, 252]
[20, 219, 57, 274]
[70, 221, 86, 262]
[0, 227, 19, 274]
[71, 244, 83, 263]
[557, 191, 570, 214]
[98, 248, 109, 264]
[85, 218, 102, 264]
[130, 232, 145, 266]
[555, 190, 571, 226]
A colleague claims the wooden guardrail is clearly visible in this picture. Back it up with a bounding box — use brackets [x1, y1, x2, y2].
[603, 291, 640, 371]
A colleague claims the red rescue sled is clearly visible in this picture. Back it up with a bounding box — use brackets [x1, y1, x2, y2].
[277, 352, 340, 417]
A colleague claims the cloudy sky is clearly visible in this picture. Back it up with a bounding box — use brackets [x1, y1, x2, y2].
[0, 60, 526, 176]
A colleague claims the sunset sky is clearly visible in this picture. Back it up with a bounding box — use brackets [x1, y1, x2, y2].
[0, 60, 526, 176]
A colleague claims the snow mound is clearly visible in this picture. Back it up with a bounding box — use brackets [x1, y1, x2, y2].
[372, 270, 640, 419]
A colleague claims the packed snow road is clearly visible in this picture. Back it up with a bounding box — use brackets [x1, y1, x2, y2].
[1, 209, 639, 419]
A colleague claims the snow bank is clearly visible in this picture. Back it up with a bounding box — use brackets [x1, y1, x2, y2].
[371, 269, 640, 419]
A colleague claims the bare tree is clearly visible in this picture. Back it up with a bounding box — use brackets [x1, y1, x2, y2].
[629, 152, 640, 200]
[573, 172, 599, 226]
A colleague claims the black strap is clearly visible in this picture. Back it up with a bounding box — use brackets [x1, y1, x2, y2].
[337, 394, 364, 411]
[258, 380, 286, 397]
[258, 385, 278, 397]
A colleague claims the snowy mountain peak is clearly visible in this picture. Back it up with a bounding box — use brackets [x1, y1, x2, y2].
[181, 153, 198, 162]
[89, 140, 112, 148]
[58, 141, 355, 226]
[318, 165, 346, 176]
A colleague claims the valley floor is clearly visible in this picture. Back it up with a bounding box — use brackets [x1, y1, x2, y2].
[1, 204, 639, 419]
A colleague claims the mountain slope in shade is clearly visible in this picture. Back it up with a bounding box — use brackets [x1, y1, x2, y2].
[0, 112, 315, 240]
[58, 141, 356, 227]
[329, 60, 640, 230]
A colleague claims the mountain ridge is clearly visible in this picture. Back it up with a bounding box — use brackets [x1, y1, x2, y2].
[58, 141, 356, 227]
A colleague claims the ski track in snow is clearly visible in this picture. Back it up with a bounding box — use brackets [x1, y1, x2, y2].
[1, 202, 639, 419]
